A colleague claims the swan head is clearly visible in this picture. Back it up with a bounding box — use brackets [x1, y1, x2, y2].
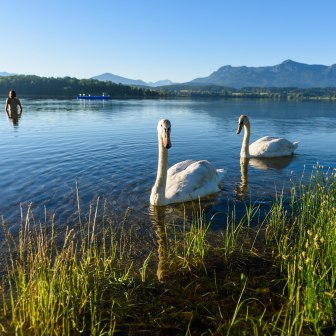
[157, 119, 172, 149]
[236, 115, 249, 134]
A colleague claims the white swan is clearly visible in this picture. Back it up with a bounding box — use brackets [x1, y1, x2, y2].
[150, 119, 225, 206]
[236, 115, 299, 158]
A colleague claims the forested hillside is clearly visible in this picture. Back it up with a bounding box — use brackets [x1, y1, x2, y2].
[0, 75, 160, 98]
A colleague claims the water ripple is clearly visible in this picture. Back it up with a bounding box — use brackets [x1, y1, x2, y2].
[0, 98, 335, 237]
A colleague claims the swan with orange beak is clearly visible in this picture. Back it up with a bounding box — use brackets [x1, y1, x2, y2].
[150, 119, 224, 206]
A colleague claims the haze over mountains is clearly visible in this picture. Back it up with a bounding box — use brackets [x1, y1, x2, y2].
[0, 72, 15, 77]
[2, 60, 336, 88]
[91, 73, 174, 87]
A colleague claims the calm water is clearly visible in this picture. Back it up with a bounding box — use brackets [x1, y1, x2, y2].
[1, 98, 335, 238]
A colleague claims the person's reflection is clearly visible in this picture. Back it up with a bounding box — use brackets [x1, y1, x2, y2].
[9, 116, 20, 127]
[149, 205, 170, 283]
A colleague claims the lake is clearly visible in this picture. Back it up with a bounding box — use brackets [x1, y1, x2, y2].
[1, 98, 335, 239]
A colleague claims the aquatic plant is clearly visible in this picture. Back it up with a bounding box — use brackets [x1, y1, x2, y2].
[265, 165, 336, 334]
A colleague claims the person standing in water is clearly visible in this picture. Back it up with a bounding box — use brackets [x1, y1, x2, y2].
[5, 90, 23, 125]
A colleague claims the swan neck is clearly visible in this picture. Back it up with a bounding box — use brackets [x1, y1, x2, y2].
[241, 123, 251, 158]
[150, 136, 168, 205]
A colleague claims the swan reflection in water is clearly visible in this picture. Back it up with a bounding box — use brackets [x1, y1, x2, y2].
[235, 156, 295, 199]
[235, 158, 249, 198]
[149, 205, 170, 283]
[149, 204, 192, 282]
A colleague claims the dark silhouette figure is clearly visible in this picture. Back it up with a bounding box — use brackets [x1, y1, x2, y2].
[5, 90, 23, 126]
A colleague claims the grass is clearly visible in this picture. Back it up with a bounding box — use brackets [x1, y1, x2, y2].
[265, 165, 336, 335]
[0, 165, 335, 335]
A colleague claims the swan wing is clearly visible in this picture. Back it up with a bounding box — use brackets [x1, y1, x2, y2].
[167, 159, 196, 176]
[250, 136, 299, 157]
[166, 160, 224, 203]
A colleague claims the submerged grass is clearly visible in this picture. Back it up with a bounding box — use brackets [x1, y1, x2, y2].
[0, 165, 335, 335]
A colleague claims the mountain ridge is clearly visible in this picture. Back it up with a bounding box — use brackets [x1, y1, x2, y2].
[188, 60, 336, 88]
[2, 60, 336, 88]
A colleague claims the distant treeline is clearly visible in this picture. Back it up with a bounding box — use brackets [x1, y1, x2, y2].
[160, 84, 336, 100]
[1, 75, 336, 100]
[0, 75, 160, 98]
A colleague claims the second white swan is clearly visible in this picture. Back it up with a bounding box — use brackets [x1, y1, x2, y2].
[236, 115, 299, 158]
[150, 119, 225, 206]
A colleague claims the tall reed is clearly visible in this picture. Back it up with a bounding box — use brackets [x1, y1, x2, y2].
[266, 165, 336, 334]
[0, 197, 137, 335]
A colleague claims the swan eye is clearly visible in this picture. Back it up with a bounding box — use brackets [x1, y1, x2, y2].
[239, 117, 247, 125]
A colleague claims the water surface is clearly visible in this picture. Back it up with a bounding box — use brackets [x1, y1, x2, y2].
[1, 98, 335, 237]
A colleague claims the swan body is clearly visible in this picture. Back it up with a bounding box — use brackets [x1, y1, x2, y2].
[236, 115, 299, 158]
[150, 119, 224, 206]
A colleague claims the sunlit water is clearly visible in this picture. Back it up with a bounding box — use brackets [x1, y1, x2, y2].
[1, 98, 335, 240]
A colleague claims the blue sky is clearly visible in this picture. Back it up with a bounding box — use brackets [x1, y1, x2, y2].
[1, 0, 335, 83]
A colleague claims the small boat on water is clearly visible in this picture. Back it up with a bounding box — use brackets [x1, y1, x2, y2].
[77, 93, 111, 100]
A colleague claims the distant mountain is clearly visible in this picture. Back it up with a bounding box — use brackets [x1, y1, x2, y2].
[92, 73, 147, 86]
[0, 72, 16, 77]
[92, 73, 173, 87]
[188, 60, 336, 88]
[148, 79, 174, 87]
[4, 60, 336, 89]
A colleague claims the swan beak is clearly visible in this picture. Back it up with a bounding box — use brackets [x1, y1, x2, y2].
[236, 123, 243, 134]
[163, 134, 171, 149]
